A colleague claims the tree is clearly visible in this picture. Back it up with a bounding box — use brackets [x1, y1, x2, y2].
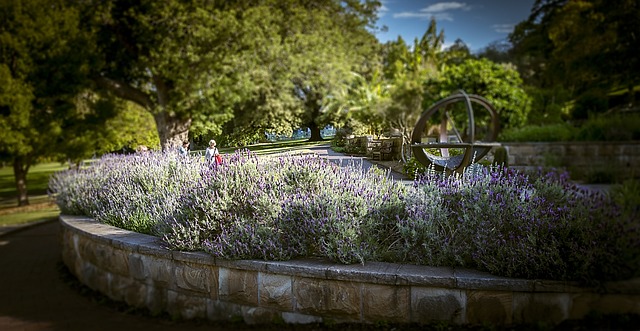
[477, 40, 513, 64]
[438, 58, 531, 131]
[443, 38, 472, 65]
[279, 0, 382, 141]
[0, 0, 99, 205]
[82, 0, 249, 150]
[83, 0, 381, 147]
[383, 19, 445, 148]
[510, 0, 640, 115]
[320, 71, 390, 136]
[62, 93, 160, 156]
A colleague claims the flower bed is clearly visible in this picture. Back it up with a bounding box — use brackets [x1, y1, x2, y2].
[49, 150, 640, 284]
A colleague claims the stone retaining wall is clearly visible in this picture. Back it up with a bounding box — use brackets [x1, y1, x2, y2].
[60, 215, 640, 327]
[500, 142, 640, 181]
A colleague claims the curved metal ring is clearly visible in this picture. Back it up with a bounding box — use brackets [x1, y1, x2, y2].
[411, 91, 499, 172]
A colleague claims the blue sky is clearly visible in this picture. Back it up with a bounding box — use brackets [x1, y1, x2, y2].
[374, 0, 536, 52]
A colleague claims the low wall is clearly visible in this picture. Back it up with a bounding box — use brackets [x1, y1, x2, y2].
[60, 215, 640, 326]
[500, 142, 640, 181]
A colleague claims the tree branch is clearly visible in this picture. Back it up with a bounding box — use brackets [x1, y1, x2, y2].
[94, 76, 154, 110]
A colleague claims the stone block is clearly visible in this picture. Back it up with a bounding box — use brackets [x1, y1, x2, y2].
[512, 292, 571, 325]
[61, 231, 77, 270]
[80, 262, 109, 295]
[410, 287, 465, 324]
[104, 248, 130, 276]
[293, 277, 361, 321]
[465, 290, 512, 325]
[259, 272, 292, 310]
[327, 261, 399, 285]
[110, 273, 147, 308]
[263, 258, 334, 279]
[167, 289, 207, 320]
[172, 250, 213, 265]
[141, 255, 174, 287]
[76, 236, 105, 267]
[175, 261, 216, 294]
[145, 286, 168, 315]
[455, 268, 533, 292]
[129, 253, 145, 280]
[219, 268, 258, 306]
[396, 264, 455, 287]
[363, 284, 410, 323]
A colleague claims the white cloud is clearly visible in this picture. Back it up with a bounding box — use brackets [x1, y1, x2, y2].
[422, 2, 471, 13]
[393, 2, 470, 21]
[394, 12, 453, 21]
[492, 23, 514, 33]
[377, 0, 390, 17]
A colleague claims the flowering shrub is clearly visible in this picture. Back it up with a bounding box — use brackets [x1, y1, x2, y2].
[398, 166, 639, 283]
[49, 152, 201, 234]
[49, 151, 640, 283]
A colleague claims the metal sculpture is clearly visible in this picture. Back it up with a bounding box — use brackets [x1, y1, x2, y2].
[411, 90, 500, 172]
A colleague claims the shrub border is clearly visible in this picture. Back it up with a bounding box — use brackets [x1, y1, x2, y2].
[60, 215, 640, 326]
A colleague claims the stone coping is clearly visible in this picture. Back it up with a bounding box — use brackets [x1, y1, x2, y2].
[59, 215, 640, 326]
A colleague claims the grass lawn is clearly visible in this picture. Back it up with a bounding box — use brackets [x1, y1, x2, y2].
[0, 162, 66, 227]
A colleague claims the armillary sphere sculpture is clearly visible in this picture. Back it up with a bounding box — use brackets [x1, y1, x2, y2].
[411, 90, 500, 173]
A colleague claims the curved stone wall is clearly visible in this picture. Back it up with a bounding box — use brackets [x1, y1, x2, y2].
[60, 215, 640, 326]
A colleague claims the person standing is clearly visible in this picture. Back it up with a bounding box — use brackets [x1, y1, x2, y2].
[205, 139, 221, 165]
[178, 140, 190, 156]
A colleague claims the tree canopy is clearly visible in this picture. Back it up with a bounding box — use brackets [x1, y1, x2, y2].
[82, 0, 382, 148]
[510, 0, 640, 114]
[0, 0, 99, 205]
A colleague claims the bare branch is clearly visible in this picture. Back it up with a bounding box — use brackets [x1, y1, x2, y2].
[94, 76, 154, 110]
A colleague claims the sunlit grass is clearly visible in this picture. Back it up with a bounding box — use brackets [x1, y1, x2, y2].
[0, 208, 59, 227]
[0, 162, 67, 200]
[1, 162, 66, 227]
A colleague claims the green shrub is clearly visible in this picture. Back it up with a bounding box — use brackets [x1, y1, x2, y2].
[611, 178, 640, 218]
[499, 123, 576, 142]
[402, 157, 428, 179]
[492, 146, 509, 167]
[575, 113, 640, 141]
[331, 128, 351, 147]
[572, 89, 609, 120]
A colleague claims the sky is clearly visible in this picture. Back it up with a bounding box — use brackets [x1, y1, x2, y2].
[374, 0, 536, 52]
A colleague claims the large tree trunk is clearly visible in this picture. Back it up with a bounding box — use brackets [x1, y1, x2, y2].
[308, 121, 323, 141]
[95, 76, 192, 151]
[154, 112, 192, 151]
[13, 157, 30, 206]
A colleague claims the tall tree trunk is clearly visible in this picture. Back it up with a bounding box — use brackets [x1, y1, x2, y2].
[154, 112, 192, 151]
[13, 157, 30, 206]
[308, 121, 323, 141]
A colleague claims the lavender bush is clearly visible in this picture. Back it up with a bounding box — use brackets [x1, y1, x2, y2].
[49, 151, 639, 283]
[49, 152, 201, 234]
[402, 166, 639, 283]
